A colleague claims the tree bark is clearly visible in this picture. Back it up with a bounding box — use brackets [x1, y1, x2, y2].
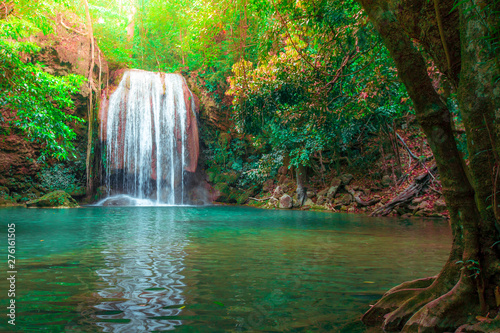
[358, 0, 499, 331]
[84, 0, 95, 197]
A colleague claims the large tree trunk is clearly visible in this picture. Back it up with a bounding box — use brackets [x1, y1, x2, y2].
[358, 0, 500, 331]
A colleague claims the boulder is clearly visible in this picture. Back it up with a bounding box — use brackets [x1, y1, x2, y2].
[306, 190, 316, 198]
[327, 186, 340, 199]
[303, 198, 315, 207]
[341, 193, 353, 206]
[316, 196, 325, 205]
[317, 188, 328, 197]
[279, 194, 293, 209]
[331, 177, 342, 187]
[340, 174, 354, 186]
[273, 186, 284, 199]
[381, 175, 393, 187]
[26, 190, 79, 208]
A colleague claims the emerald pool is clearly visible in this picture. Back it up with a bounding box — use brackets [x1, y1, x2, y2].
[0, 206, 451, 332]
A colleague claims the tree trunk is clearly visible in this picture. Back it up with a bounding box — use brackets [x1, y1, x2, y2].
[358, 0, 499, 331]
[84, 0, 95, 198]
[296, 163, 307, 206]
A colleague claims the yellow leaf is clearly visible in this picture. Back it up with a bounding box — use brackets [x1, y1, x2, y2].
[363, 281, 375, 284]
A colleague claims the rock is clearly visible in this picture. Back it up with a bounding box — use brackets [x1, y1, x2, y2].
[381, 175, 393, 187]
[316, 196, 325, 205]
[262, 179, 274, 192]
[273, 186, 284, 199]
[292, 198, 300, 208]
[69, 187, 86, 199]
[341, 193, 353, 206]
[434, 199, 447, 212]
[279, 194, 293, 209]
[340, 174, 354, 185]
[327, 186, 340, 199]
[348, 207, 356, 213]
[26, 190, 79, 208]
[401, 213, 413, 219]
[417, 201, 430, 210]
[317, 189, 328, 197]
[331, 178, 342, 187]
[306, 190, 316, 198]
[363, 188, 371, 196]
[303, 198, 314, 207]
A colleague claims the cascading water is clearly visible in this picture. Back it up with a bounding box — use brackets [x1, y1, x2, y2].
[98, 70, 199, 206]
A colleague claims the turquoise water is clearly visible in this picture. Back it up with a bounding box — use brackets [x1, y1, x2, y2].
[0, 206, 451, 332]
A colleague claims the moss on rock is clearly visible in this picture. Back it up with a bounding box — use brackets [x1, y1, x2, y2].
[26, 190, 79, 208]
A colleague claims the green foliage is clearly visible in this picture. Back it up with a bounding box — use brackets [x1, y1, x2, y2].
[0, 13, 86, 160]
[226, 0, 412, 170]
[39, 161, 85, 193]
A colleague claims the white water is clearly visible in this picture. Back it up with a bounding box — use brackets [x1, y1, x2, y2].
[102, 70, 193, 205]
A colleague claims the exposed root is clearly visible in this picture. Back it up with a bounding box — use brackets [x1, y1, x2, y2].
[363, 255, 461, 331]
[456, 317, 500, 333]
[385, 276, 437, 296]
[402, 278, 480, 332]
[362, 288, 424, 326]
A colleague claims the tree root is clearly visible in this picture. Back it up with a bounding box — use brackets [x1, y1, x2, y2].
[385, 276, 437, 295]
[346, 187, 381, 207]
[402, 278, 480, 332]
[363, 254, 462, 331]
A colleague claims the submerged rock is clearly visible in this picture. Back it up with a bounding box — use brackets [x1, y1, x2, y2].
[26, 190, 79, 208]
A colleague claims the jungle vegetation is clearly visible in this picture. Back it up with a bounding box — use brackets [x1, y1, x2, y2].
[0, 0, 499, 331]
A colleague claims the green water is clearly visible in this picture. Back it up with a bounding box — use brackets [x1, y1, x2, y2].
[0, 206, 451, 332]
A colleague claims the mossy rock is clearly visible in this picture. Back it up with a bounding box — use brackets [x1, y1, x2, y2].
[26, 190, 79, 208]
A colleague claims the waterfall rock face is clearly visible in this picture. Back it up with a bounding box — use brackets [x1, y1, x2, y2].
[99, 69, 199, 204]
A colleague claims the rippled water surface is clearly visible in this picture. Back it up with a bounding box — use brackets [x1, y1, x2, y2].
[0, 206, 451, 332]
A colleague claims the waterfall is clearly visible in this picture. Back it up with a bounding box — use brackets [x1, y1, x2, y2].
[100, 70, 198, 205]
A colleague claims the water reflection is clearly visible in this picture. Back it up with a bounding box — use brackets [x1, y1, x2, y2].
[94, 209, 188, 332]
[0, 206, 451, 332]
